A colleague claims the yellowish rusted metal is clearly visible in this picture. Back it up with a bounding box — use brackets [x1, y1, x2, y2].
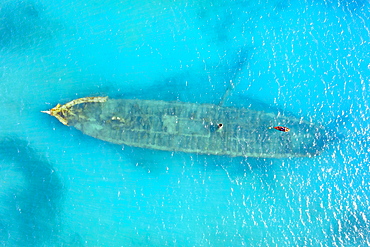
[41, 96, 108, 126]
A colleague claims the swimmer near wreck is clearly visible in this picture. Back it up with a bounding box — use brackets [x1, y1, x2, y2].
[42, 96, 329, 158]
[269, 126, 290, 132]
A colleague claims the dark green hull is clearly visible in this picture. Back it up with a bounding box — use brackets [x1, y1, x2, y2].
[62, 98, 327, 158]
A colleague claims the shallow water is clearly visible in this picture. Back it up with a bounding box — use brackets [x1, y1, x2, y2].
[0, 0, 369, 246]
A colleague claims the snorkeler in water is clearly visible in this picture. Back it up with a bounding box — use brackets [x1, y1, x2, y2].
[269, 126, 290, 132]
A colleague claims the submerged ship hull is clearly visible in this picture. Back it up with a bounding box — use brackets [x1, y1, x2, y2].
[43, 97, 327, 158]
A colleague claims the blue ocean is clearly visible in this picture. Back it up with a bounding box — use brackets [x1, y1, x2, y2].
[0, 0, 369, 246]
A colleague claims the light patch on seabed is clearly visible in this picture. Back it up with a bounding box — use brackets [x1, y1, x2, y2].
[36, 0, 211, 90]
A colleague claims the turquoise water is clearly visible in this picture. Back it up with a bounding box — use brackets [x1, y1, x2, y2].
[0, 0, 369, 246]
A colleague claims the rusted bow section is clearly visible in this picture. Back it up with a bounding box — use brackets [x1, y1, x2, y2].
[41, 96, 108, 126]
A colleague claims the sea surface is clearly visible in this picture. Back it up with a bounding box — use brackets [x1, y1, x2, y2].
[0, 0, 369, 246]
